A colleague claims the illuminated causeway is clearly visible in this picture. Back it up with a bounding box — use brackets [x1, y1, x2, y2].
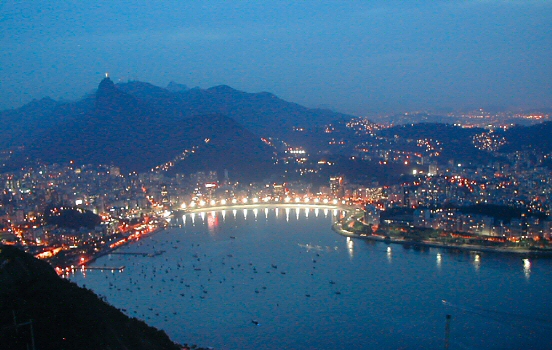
[179, 195, 351, 211]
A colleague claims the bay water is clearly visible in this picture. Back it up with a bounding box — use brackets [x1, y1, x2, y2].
[69, 207, 552, 349]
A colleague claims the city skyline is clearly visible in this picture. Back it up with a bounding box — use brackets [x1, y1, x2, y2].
[1, 1, 552, 115]
[3, 3, 552, 348]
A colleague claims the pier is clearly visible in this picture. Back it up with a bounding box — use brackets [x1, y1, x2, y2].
[110, 252, 149, 256]
[75, 265, 126, 272]
[109, 250, 166, 257]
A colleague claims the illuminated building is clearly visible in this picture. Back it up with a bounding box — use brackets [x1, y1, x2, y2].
[272, 183, 285, 197]
[160, 185, 169, 207]
[330, 176, 344, 197]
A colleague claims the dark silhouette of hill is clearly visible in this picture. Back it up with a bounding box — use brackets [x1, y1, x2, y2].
[166, 81, 189, 93]
[0, 245, 185, 350]
[500, 121, 552, 153]
[43, 206, 102, 230]
[0, 97, 60, 149]
[1, 78, 352, 179]
[166, 114, 277, 181]
[18, 78, 275, 182]
[7, 78, 552, 178]
[377, 122, 552, 164]
[377, 123, 493, 163]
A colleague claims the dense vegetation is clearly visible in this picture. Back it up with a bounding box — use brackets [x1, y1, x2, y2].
[379, 204, 548, 226]
[455, 203, 547, 224]
[43, 206, 102, 230]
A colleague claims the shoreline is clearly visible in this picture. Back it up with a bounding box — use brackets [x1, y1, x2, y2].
[57, 225, 167, 273]
[70, 203, 552, 272]
[89, 226, 167, 263]
[332, 221, 552, 257]
[69, 205, 351, 271]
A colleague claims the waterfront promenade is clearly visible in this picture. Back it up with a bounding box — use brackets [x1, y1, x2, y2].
[179, 202, 347, 214]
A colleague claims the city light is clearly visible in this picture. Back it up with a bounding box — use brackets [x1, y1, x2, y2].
[175, 194, 350, 210]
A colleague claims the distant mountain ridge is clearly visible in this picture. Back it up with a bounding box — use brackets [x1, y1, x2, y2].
[116, 80, 353, 138]
[5, 78, 276, 182]
[0, 78, 357, 180]
[4, 78, 552, 178]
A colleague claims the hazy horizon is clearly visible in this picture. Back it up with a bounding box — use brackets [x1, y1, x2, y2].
[1, 1, 551, 115]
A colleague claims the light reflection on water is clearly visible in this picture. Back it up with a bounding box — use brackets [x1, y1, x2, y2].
[473, 253, 481, 272]
[523, 258, 531, 279]
[69, 208, 552, 350]
[346, 237, 354, 259]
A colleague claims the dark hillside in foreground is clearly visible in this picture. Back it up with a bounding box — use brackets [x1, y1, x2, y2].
[0, 245, 188, 350]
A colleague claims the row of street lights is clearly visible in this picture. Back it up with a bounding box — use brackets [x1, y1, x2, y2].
[180, 196, 345, 209]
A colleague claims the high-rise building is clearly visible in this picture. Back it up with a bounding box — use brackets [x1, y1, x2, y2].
[329, 176, 344, 197]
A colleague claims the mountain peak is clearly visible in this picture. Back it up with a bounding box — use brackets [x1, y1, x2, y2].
[166, 81, 189, 93]
[97, 77, 116, 93]
[20, 96, 58, 111]
[95, 77, 140, 115]
[207, 85, 239, 94]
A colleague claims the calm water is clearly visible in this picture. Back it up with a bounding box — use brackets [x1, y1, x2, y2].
[69, 207, 552, 350]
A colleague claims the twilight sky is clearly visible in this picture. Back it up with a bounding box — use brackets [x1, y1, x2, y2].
[1, 1, 551, 115]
